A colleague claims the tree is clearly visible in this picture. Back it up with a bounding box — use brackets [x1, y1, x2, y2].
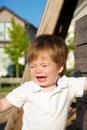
[4, 18, 30, 77]
[65, 31, 76, 76]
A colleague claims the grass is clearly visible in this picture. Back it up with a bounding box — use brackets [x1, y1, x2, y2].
[0, 83, 19, 93]
[0, 86, 16, 93]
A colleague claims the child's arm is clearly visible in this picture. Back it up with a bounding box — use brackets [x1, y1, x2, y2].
[0, 97, 13, 113]
[84, 77, 87, 91]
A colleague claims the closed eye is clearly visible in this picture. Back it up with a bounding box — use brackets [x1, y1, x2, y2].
[42, 64, 48, 67]
[29, 65, 35, 68]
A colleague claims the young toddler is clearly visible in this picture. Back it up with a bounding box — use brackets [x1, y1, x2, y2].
[0, 34, 87, 130]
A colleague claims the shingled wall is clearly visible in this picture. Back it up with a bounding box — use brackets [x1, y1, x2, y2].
[75, 15, 87, 130]
[75, 15, 87, 76]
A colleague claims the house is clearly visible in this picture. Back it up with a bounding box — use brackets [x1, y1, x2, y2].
[0, 6, 37, 77]
[70, 0, 87, 29]
[65, 0, 87, 71]
[67, 0, 87, 42]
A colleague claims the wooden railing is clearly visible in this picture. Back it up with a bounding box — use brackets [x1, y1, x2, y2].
[0, 78, 21, 87]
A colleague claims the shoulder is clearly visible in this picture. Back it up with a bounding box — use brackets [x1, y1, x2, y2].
[57, 75, 85, 87]
[18, 80, 41, 92]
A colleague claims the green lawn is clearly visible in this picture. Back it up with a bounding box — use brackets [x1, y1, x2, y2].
[0, 86, 15, 93]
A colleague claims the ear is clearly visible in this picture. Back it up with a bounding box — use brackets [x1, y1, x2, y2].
[58, 66, 64, 74]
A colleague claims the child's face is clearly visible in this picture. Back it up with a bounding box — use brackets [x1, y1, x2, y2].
[29, 51, 63, 90]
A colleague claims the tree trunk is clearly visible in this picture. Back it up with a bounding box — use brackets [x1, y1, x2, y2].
[16, 64, 19, 78]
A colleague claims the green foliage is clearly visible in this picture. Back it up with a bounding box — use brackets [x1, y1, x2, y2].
[66, 32, 76, 52]
[4, 18, 30, 64]
[65, 31, 76, 76]
[65, 68, 75, 76]
[4, 18, 30, 77]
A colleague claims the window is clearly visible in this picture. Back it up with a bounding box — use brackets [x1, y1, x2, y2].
[5, 22, 12, 40]
[0, 22, 12, 40]
[0, 22, 4, 40]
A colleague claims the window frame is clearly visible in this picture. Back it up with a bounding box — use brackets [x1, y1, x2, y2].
[0, 21, 12, 41]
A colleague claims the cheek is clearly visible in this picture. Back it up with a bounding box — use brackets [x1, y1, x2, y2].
[49, 68, 58, 77]
[51, 66, 58, 73]
[29, 69, 35, 77]
[29, 72, 35, 80]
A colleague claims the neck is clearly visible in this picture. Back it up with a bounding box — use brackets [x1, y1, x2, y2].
[42, 85, 56, 92]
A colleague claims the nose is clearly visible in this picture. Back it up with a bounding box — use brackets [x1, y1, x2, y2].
[35, 65, 42, 73]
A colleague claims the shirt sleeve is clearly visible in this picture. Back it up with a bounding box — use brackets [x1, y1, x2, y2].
[68, 77, 85, 98]
[6, 83, 27, 108]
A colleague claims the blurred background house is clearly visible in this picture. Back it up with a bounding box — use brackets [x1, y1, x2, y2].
[0, 6, 37, 77]
[66, 0, 87, 73]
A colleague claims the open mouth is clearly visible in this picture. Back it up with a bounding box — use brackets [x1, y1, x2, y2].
[36, 76, 47, 82]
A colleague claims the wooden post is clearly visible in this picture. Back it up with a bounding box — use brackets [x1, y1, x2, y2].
[36, 0, 64, 36]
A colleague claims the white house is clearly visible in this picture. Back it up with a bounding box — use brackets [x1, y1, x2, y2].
[0, 6, 37, 77]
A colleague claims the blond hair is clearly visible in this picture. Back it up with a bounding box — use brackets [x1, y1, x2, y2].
[27, 34, 68, 76]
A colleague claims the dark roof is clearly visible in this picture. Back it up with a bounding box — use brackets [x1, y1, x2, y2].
[0, 6, 37, 30]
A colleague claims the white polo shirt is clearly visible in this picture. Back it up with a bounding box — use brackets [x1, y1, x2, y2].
[6, 76, 85, 130]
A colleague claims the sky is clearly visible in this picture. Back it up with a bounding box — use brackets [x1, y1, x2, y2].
[0, 0, 47, 28]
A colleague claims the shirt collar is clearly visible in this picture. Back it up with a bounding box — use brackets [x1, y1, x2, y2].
[29, 75, 68, 93]
[56, 75, 69, 91]
[29, 81, 42, 92]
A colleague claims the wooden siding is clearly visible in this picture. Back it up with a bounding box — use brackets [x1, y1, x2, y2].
[75, 15, 87, 76]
